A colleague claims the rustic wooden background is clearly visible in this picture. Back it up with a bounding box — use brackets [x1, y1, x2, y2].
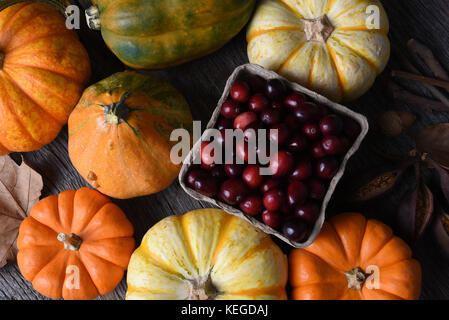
[1, 0, 449, 300]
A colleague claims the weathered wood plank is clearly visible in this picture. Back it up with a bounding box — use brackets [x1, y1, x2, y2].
[1, 0, 449, 300]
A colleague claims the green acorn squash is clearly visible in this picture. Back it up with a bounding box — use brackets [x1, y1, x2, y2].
[86, 0, 256, 69]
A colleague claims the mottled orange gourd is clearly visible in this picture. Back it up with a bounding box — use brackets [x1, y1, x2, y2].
[0, 2, 91, 154]
[289, 213, 422, 300]
[68, 71, 193, 199]
[17, 188, 135, 300]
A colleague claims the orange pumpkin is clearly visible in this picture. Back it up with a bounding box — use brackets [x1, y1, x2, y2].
[289, 213, 421, 300]
[0, 2, 90, 154]
[17, 188, 135, 300]
[68, 71, 193, 199]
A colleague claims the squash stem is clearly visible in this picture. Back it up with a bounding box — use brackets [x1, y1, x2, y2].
[57, 233, 82, 252]
[345, 267, 366, 290]
[103, 92, 132, 125]
[187, 274, 218, 300]
[0, 52, 5, 70]
[303, 15, 334, 43]
[85, 5, 101, 30]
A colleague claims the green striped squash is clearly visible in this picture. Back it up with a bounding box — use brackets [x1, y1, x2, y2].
[87, 0, 256, 69]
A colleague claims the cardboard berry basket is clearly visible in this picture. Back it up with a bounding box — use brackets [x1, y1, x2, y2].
[179, 64, 369, 248]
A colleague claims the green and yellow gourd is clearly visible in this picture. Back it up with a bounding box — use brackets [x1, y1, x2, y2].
[86, 0, 256, 69]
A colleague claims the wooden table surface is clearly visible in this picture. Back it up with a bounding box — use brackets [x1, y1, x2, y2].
[1, 0, 449, 300]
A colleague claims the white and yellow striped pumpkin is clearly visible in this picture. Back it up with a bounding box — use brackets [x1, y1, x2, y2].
[126, 209, 288, 300]
[247, 0, 390, 102]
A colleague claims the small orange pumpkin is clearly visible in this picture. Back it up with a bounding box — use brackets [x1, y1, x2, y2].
[68, 71, 193, 199]
[17, 188, 135, 300]
[289, 213, 421, 300]
[0, 2, 91, 154]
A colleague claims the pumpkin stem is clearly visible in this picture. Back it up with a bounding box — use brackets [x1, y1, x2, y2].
[345, 267, 366, 290]
[103, 91, 132, 125]
[85, 5, 101, 30]
[303, 15, 334, 43]
[187, 274, 218, 300]
[0, 52, 5, 70]
[57, 233, 82, 252]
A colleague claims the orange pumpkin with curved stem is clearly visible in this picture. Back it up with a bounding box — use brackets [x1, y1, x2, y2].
[289, 213, 422, 300]
[0, 2, 90, 154]
[17, 188, 135, 300]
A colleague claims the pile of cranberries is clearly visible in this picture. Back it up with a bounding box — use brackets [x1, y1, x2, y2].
[185, 75, 361, 243]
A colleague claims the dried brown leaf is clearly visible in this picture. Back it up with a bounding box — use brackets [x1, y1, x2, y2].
[415, 124, 449, 170]
[0, 156, 43, 268]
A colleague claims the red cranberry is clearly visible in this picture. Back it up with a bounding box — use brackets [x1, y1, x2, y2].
[193, 174, 219, 197]
[339, 136, 351, 154]
[320, 115, 343, 136]
[219, 178, 248, 205]
[243, 121, 262, 140]
[285, 113, 301, 130]
[260, 108, 281, 126]
[201, 142, 216, 170]
[262, 211, 282, 228]
[343, 117, 361, 141]
[280, 202, 292, 215]
[263, 189, 285, 211]
[249, 93, 269, 113]
[240, 195, 263, 216]
[287, 181, 308, 207]
[220, 100, 241, 119]
[217, 116, 234, 130]
[265, 79, 286, 101]
[283, 219, 308, 242]
[294, 202, 320, 224]
[269, 123, 291, 146]
[268, 151, 294, 177]
[215, 129, 226, 146]
[316, 157, 339, 179]
[317, 104, 329, 118]
[322, 136, 342, 155]
[236, 140, 257, 163]
[290, 160, 312, 181]
[308, 179, 327, 200]
[186, 168, 207, 188]
[311, 141, 327, 158]
[210, 166, 227, 181]
[294, 102, 319, 123]
[247, 75, 266, 93]
[302, 123, 321, 140]
[284, 92, 305, 109]
[272, 101, 285, 112]
[260, 178, 281, 193]
[242, 165, 264, 189]
[256, 141, 273, 163]
[287, 134, 308, 153]
[230, 81, 250, 103]
[234, 112, 258, 130]
[224, 163, 243, 178]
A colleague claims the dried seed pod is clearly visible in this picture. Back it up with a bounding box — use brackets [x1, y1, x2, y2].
[425, 157, 449, 204]
[348, 167, 407, 202]
[415, 124, 449, 169]
[432, 211, 449, 258]
[397, 180, 434, 243]
[377, 111, 416, 137]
